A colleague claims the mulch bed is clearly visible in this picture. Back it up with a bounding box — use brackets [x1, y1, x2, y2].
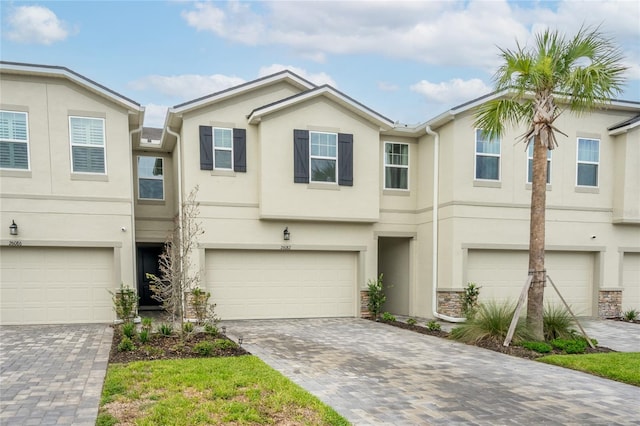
[109, 325, 249, 364]
[379, 319, 615, 360]
[608, 318, 640, 324]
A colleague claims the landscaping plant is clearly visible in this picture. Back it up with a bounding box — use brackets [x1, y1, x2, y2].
[122, 322, 136, 339]
[543, 304, 575, 340]
[450, 301, 532, 344]
[622, 308, 638, 322]
[460, 282, 481, 319]
[406, 318, 417, 326]
[109, 283, 138, 321]
[381, 312, 396, 322]
[367, 274, 386, 320]
[426, 320, 441, 332]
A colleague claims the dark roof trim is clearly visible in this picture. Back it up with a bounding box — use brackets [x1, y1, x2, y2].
[608, 114, 640, 131]
[0, 61, 141, 107]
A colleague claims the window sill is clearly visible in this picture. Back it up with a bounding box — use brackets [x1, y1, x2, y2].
[308, 182, 339, 191]
[137, 199, 166, 205]
[0, 169, 31, 178]
[383, 189, 410, 196]
[70, 173, 108, 182]
[525, 183, 552, 191]
[211, 169, 236, 177]
[575, 186, 599, 194]
[473, 180, 501, 188]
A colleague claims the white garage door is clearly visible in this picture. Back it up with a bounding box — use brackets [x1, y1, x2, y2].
[467, 250, 595, 316]
[206, 250, 356, 320]
[622, 253, 640, 309]
[0, 247, 114, 325]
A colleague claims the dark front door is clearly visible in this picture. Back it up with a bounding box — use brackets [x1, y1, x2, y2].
[137, 245, 163, 308]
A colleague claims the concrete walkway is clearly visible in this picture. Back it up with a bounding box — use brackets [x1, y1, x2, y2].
[223, 318, 640, 426]
[0, 324, 112, 425]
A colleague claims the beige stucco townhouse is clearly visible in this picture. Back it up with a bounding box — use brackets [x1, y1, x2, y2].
[0, 62, 144, 324]
[1, 61, 638, 325]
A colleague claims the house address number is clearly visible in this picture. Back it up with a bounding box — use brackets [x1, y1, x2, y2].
[9, 240, 22, 246]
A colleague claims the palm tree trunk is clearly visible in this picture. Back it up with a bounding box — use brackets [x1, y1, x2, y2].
[527, 136, 548, 340]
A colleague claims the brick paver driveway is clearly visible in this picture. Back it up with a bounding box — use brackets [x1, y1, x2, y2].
[224, 318, 640, 425]
[0, 324, 112, 425]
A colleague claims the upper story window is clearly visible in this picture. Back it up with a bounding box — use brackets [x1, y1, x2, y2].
[0, 110, 29, 170]
[527, 142, 551, 184]
[384, 142, 409, 190]
[213, 127, 233, 170]
[310, 131, 337, 183]
[138, 156, 164, 200]
[69, 116, 106, 174]
[293, 129, 353, 186]
[576, 137, 599, 187]
[475, 129, 500, 181]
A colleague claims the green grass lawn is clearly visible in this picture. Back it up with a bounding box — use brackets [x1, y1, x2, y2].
[538, 352, 640, 386]
[97, 355, 349, 425]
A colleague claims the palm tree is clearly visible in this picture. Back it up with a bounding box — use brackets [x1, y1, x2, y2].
[474, 27, 627, 340]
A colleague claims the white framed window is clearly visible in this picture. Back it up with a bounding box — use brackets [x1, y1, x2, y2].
[527, 142, 551, 184]
[310, 131, 337, 183]
[576, 138, 599, 187]
[69, 116, 106, 174]
[213, 127, 233, 170]
[384, 142, 409, 190]
[0, 110, 29, 170]
[474, 129, 500, 181]
[137, 156, 164, 200]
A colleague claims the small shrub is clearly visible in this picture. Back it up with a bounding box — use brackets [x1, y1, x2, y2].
[204, 323, 218, 335]
[140, 345, 163, 358]
[193, 341, 215, 356]
[172, 342, 186, 353]
[109, 283, 138, 321]
[139, 329, 150, 344]
[450, 301, 532, 344]
[122, 322, 136, 339]
[117, 337, 135, 352]
[183, 322, 195, 333]
[551, 338, 587, 354]
[460, 282, 481, 319]
[367, 274, 386, 320]
[190, 287, 211, 325]
[213, 338, 238, 350]
[406, 318, 417, 326]
[622, 309, 638, 322]
[381, 312, 396, 322]
[520, 341, 552, 353]
[543, 304, 575, 340]
[158, 323, 173, 336]
[426, 320, 441, 332]
[141, 317, 153, 331]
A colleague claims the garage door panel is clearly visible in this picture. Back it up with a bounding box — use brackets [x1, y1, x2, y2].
[1, 247, 114, 325]
[206, 250, 356, 320]
[468, 250, 594, 316]
[623, 253, 640, 309]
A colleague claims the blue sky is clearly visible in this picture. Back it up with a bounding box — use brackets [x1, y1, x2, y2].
[2, 0, 639, 127]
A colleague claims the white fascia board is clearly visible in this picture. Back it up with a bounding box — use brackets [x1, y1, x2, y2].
[171, 71, 315, 115]
[0, 62, 143, 113]
[609, 119, 640, 135]
[248, 86, 394, 129]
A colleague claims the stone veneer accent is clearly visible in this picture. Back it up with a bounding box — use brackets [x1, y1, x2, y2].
[598, 289, 623, 318]
[437, 290, 465, 318]
[360, 290, 371, 318]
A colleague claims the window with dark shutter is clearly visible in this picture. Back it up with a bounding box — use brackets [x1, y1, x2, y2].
[338, 133, 353, 186]
[233, 128, 246, 172]
[199, 125, 213, 170]
[293, 129, 309, 183]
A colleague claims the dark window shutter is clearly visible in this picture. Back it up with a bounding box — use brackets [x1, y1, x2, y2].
[338, 133, 353, 186]
[233, 128, 246, 172]
[293, 129, 309, 183]
[199, 125, 213, 170]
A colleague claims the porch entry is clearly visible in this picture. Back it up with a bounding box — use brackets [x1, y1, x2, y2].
[378, 237, 411, 316]
[137, 244, 163, 309]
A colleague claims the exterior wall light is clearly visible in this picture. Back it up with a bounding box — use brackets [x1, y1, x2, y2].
[283, 227, 290, 241]
[9, 220, 18, 236]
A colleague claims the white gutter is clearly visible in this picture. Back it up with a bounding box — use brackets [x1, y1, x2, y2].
[165, 126, 183, 246]
[129, 125, 143, 312]
[426, 125, 466, 323]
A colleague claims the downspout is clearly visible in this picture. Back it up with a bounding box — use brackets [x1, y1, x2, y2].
[129, 123, 143, 317]
[426, 125, 466, 323]
[165, 126, 185, 311]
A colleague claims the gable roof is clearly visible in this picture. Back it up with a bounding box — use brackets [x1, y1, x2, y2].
[0, 61, 144, 122]
[247, 85, 394, 129]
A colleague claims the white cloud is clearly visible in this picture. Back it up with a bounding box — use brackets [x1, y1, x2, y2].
[180, 0, 638, 73]
[6, 5, 69, 45]
[258, 65, 336, 87]
[129, 73, 246, 99]
[410, 78, 491, 104]
[143, 104, 169, 128]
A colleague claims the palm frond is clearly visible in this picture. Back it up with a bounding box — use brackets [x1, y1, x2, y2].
[474, 99, 529, 139]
